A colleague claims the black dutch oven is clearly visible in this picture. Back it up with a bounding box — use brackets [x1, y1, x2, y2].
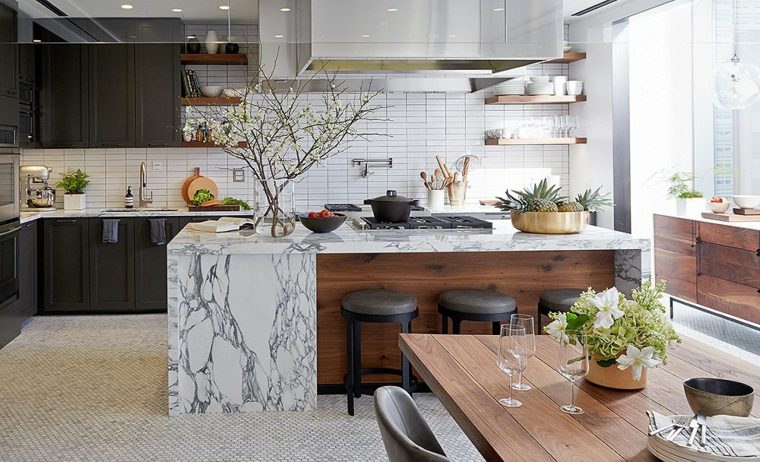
[364, 190, 419, 223]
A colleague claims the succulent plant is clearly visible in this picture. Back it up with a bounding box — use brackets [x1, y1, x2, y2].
[497, 179, 566, 213]
[575, 187, 614, 212]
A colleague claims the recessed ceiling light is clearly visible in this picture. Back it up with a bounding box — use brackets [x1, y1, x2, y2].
[33, 39, 41, 43]
[121, 4, 133, 9]
[219, 5, 230, 10]
[448, 34, 457, 38]
[172, 8, 182, 13]
[387, 8, 398, 12]
[187, 35, 196, 39]
[361, 34, 371, 38]
[280, 7, 291, 12]
[274, 34, 284, 38]
[493, 7, 504, 11]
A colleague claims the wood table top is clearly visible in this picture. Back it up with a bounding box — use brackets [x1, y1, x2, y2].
[399, 334, 760, 462]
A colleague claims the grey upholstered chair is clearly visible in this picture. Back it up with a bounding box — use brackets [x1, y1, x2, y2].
[374, 386, 448, 462]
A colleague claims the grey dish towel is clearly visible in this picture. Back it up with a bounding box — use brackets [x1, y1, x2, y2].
[102, 219, 119, 244]
[149, 218, 167, 246]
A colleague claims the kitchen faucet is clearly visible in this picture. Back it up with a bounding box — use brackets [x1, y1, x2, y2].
[139, 162, 153, 208]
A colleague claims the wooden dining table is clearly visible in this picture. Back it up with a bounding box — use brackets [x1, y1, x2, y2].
[399, 334, 760, 462]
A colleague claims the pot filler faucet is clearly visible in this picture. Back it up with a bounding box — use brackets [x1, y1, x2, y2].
[139, 162, 153, 208]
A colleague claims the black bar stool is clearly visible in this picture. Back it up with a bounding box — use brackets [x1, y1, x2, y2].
[438, 289, 516, 335]
[537, 289, 584, 331]
[341, 289, 419, 416]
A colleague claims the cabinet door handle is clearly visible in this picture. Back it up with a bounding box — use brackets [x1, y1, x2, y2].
[55, 219, 78, 223]
[148, 143, 169, 147]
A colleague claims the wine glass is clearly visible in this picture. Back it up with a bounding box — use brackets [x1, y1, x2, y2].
[497, 324, 527, 408]
[557, 331, 589, 415]
[510, 314, 536, 391]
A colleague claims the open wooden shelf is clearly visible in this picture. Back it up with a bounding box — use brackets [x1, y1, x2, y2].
[485, 137, 587, 146]
[181, 53, 248, 65]
[181, 97, 242, 106]
[546, 52, 586, 64]
[181, 140, 249, 148]
[485, 95, 586, 105]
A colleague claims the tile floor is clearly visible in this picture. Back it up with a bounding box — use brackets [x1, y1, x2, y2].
[0, 315, 483, 462]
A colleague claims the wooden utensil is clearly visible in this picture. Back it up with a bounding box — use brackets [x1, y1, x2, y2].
[420, 171, 431, 190]
[435, 155, 450, 179]
[181, 167, 202, 204]
[462, 156, 471, 181]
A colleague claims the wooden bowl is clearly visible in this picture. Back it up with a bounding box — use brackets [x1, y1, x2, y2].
[299, 214, 347, 233]
[510, 211, 589, 234]
[683, 377, 754, 417]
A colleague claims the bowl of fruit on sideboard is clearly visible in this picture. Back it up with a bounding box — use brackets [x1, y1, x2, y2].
[708, 197, 730, 213]
[299, 210, 347, 233]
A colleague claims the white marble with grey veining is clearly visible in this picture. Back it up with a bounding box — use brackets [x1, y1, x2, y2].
[167, 219, 648, 415]
[21, 208, 253, 224]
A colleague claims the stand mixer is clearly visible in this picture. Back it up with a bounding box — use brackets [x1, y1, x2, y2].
[21, 165, 56, 210]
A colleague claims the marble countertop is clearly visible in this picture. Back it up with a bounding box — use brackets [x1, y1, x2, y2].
[168, 220, 650, 256]
[20, 208, 253, 224]
[654, 211, 760, 231]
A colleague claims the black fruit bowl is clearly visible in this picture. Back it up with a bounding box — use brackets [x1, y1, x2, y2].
[299, 213, 347, 233]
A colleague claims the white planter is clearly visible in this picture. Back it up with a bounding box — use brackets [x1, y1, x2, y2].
[204, 31, 219, 54]
[676, 197, 704, 216]
[63, 193, 86, 210]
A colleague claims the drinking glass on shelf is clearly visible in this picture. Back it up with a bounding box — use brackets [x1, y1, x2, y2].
[557, 331, 589, 415]
[510, 314, 536, 391]
[497, 324, 527, 408]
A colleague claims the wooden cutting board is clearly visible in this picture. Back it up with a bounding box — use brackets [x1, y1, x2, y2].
[181, 167, 202, 204]
[187, 176, 219, 204]
[702, 212, 760, 222]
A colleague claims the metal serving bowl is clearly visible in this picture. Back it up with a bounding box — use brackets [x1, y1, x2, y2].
[683, 377, 755, 417]
[510, 211, 589, 234]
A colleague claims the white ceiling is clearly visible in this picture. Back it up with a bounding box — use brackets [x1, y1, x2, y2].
[21, 0, 259, 22]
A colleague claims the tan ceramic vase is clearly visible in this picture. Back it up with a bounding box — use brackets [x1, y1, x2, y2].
[586, 358, 647, 390]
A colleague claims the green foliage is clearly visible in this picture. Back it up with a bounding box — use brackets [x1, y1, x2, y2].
[547, 280, 681, 367]
[220, 197, 251, 210]
[496, 179, 566, 213]
[575, 187, 614, 212]
[56, 169, 90, 194]
[191, 189, 215, 206]
[667, 172, 703, 199]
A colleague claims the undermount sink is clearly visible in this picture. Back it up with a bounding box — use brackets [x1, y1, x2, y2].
[102, 208, 178, 212]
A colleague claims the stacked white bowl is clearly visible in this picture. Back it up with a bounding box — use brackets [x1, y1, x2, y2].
[526, 76, 554, 96]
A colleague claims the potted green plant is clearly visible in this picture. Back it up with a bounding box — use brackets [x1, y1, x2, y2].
[545, 280, 680, 389]
[667, 172, 704, 216]
[56, 169, 90, 210]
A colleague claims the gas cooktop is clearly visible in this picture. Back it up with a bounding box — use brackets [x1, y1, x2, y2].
[360, 216, 492, 230]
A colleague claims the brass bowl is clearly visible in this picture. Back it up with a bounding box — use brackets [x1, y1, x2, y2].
[510, 211, 589, 234]
[683, 377, 755, 417]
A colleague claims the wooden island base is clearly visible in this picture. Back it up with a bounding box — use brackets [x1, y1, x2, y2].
[316, 250, 616, 385]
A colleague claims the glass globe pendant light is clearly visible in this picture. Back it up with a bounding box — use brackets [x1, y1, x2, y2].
[712, 0, 760, 110]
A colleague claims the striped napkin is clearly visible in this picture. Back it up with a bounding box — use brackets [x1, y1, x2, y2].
[648, 411, 760, 458]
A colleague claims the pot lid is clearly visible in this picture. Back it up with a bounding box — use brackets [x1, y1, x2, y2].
[368, 190, 414, 203]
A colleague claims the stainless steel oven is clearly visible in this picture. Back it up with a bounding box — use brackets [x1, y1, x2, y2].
[0, 152, 20, 226]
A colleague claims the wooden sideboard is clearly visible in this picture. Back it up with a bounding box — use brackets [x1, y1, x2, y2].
[654, 214, 760, 325]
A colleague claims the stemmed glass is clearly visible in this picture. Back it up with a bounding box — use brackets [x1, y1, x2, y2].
[510, 314, 535, 391]
[497, 324, 527, 408]
[557, 331, 589, 415]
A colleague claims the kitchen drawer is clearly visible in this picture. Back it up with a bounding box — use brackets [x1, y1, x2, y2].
[699, 242, 760, 288]
[697, 274, 760, 325]
[698, 222, 759, 252]
[654, 215, 696, 302]
[654, 215, 696, 248]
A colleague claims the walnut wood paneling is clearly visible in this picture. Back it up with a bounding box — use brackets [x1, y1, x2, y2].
[699, 242, 760, 288]
[697, 274, 760, 325]
[699, 222, 759, 252]
[654, 215, 697, 302]
[316, 250, 615, 385]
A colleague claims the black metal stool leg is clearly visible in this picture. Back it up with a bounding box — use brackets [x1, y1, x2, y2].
[669, 297, 674, 319]
[401, 319, 412, 395]
[441, 312, 448, 334]
[537, 308, 543, 332]
[492, 321, 501, 335]
[352, 319, 362, 399]
[345, 317, 354, 416]
[452, 318, 461, 334]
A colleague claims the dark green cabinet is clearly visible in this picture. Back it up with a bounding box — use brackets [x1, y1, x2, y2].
[89, 45, 135, 148]
[89, 218, 135, 311]
[17, 221, 38, 318]
[18, 44, 34, 84]
[0, 2, 18, 98]
[134, 217, 179, 310]
[39, 44, 89, 148]
[135, 44, 180, 147]
[43, 218, 90, 311]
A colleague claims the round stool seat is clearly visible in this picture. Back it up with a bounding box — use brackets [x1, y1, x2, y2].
[439, 289, 516, 315]
[342, 289, 417, 316]
[539, 289, 584, 313]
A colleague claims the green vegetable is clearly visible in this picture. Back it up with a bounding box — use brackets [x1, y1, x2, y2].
[191, 188, 215, 206]
[220, 197, 251, 210]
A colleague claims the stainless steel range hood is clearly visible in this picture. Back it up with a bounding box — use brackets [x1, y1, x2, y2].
[259, 0, 563, 92]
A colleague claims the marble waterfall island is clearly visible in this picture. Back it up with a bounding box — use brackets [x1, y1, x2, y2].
[167, 221, 650, 415]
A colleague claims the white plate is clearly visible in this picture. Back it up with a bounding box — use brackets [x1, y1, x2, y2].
[650, 435, 760, 462]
